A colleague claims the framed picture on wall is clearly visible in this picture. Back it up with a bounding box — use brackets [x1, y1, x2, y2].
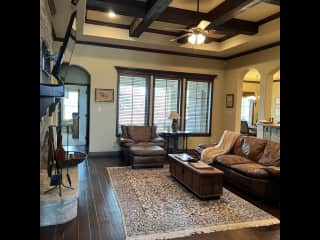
[95, 88, 114, 102]
[226, 94, 234, 108]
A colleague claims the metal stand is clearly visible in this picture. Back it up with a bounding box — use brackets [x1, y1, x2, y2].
[44, 168, 74, 196]
[44, 125, 74, 197]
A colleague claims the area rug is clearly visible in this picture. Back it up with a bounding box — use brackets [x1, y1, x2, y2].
[106, 166, 279, 240]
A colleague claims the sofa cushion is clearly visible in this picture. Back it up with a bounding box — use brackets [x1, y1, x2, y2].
[258, 141, 280, 166]
[240, 137, 267, 162]
[127, 126, 153, 142]
[215, 154, 252, 167]
[229, 163, 270, 179]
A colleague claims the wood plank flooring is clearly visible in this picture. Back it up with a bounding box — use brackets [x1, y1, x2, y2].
[40, 157, 280, 240]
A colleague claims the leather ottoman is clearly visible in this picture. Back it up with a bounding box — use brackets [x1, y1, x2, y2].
[129, 145, 166, 168]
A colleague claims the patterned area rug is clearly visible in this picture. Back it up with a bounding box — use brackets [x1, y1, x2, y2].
[106, 166, 279, 240]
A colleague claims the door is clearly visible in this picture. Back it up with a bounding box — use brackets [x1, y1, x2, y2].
[61, 84, 88, 148]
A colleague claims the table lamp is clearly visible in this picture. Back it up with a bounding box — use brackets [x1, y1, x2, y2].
[168, 111, 180, 132]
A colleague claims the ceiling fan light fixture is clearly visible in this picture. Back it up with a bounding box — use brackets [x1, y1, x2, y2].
[188, 33, 205, 45]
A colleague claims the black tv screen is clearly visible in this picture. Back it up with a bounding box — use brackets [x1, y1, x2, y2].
[52, 11, 77, 83]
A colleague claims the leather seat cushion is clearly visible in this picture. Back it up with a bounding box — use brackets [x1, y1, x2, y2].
[258, 141, 280, 166]
[215, 154, 252, 167]
[124, 142, 164, 148]
[229, 162, 270, 179]
[129, 146, 166, 156]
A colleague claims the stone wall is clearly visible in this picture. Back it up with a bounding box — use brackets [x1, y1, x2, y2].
[40, 0, 59, 169]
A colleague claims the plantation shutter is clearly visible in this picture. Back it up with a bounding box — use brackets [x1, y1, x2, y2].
[185, 80, 212, 134]
[153, 77, 180, 132]
[117, 74, 149, 135]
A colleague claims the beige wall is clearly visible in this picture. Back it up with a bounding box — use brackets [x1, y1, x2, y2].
[61, 43, 227, 152]
[224, 46, 280, 132]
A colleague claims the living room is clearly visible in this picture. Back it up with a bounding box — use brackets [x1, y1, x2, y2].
[40, 0, 280, 239]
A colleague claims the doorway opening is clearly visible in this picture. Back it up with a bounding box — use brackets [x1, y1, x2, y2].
[59, 64, 90, 153]
[240, 69, 261, 127]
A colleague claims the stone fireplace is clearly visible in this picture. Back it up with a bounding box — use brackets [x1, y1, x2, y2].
[40, 0, 78, 227]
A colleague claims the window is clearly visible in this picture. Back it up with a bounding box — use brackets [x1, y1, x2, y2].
[117, 74, 149, 135]
[116, 67, 215, 136]
[63, 91, 78, 120]
[153, 77, 180, 132]
[185, 80, 212, 134]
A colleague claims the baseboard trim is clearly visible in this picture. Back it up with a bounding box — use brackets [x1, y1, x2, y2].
[88, 151, 120, 158]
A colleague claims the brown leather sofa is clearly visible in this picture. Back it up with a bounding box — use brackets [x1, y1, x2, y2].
[197, 136, 280, 203]
[118, 125, 166, 167]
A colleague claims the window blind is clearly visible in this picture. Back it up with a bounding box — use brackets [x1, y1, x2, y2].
[153, 77, 180, 132]
[185, 80, 211, 134]
[117, 74, 148, 135]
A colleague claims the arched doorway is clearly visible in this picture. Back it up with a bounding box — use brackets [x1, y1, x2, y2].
[60, 64, 91, 152]
[240, 69, 261, 127]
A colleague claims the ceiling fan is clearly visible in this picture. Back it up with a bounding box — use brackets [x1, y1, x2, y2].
[166, 0, 215, 44]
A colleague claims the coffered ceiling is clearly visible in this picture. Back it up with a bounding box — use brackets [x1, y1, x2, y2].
[52, 0, 280, 59]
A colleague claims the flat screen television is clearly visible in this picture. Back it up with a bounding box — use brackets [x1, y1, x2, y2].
[52, 11, 77, 84]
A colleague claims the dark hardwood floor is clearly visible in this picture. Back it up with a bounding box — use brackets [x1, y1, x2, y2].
[40, 156, 280, 240]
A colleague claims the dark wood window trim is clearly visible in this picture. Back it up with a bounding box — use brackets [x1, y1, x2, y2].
[115, 66, 216, 81]
[184, 78, 214, 136]
[115, 66, 217, 137]
[151, 75, 183, 131]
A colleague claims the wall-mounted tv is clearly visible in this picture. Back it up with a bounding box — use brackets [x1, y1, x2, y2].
[52, 11, 77, 84]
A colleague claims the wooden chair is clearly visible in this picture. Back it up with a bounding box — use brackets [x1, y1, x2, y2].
[240, 121, 257, 136]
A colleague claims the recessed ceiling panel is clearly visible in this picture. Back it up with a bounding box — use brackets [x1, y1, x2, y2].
[169, 0, 225, 13]
[86, 10, 134, 25]
[235, 2, 280, 22]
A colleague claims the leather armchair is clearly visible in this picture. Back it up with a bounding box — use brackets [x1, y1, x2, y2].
[118, 125, 166, 162]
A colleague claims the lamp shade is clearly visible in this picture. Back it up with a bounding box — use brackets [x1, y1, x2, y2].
[168, 111, 180, 119]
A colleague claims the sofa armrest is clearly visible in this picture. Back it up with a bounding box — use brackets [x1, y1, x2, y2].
[119, 137, 135, 146]
[197, 143, 218, 149]
[151, 137, 165, 143]
[262, 166, 280, 177]
[151, 137, 166, 146]
[195, 143, 218, 154]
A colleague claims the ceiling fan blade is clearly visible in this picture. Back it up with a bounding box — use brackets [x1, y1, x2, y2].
[162, 28, 192, 32]
[197, 20, 211, 30]
[170, 33, 192, 42]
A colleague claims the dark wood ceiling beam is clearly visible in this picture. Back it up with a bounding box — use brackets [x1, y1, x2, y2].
[85, 19, 180, 37]
[214, 19, 258, 35]
[129, 0, 172, 37]
[160, 8, 258, 35]
[257, 12, 280, 25]
[206, 0, 262, 29]
[158, 7, 205, 26]
[87, 1, 258, 35]
[263, 0, 280, 6]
